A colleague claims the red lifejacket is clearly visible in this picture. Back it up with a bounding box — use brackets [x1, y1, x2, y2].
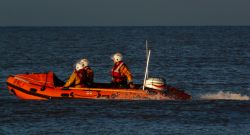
[111, 61, 126, 83]
[75, 66, 91, 85]
[75, 69, 84, 85]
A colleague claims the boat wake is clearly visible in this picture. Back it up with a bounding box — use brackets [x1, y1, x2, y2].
[200, 91, 250, 100]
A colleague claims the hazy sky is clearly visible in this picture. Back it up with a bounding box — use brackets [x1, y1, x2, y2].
[0, 0, 250, 26]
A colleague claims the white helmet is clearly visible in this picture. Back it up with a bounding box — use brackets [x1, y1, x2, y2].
[112, 53, 123, 63]
[75, 63, 84, 71]
[79, 59, 89, 67]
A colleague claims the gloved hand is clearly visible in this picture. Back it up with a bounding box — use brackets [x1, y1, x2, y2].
[128, 82, 135, 89]
[61, 87, 69, 90]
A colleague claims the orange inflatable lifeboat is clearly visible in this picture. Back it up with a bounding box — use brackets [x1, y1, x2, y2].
[6, 72, 191, 100]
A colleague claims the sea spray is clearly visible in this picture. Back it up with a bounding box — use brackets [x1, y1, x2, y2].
[200, 91, 250, 100]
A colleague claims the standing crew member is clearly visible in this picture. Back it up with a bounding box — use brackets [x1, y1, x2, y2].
[111, 52, 134, 88]
[64, 59, 94, 88]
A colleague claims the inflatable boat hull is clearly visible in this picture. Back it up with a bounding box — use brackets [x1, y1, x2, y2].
[6, 72, 191, 100]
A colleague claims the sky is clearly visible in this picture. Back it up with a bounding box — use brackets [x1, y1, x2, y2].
[0, 0, 250, 26]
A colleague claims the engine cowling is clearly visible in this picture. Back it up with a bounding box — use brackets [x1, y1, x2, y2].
[145, 77, 166, 90]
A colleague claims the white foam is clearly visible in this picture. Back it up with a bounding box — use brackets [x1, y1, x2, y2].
[200, 91, 250, 100]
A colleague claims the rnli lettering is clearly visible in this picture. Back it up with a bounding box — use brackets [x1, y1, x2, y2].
[85, 91, 93, 95]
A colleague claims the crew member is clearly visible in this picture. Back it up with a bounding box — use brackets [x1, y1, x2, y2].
[111, 52, 134, 88]
[64, 59, 94, 88]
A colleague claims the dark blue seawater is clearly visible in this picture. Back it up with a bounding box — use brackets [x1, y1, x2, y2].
[0, 26, 250, 134]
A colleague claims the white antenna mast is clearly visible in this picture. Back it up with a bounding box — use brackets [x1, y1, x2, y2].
[143, 49, 151, 90]
[145, 40, 149, 79]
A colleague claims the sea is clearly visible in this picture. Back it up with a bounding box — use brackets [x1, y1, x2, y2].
[0, 26, 250, 135]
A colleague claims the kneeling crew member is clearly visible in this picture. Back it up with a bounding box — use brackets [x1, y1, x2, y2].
[64, 59, 94, 88]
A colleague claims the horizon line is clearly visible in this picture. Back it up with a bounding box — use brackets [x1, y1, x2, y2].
[0, 25, 250, 27]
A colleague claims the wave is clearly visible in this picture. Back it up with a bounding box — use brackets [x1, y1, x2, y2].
[200, 91, 249, 100]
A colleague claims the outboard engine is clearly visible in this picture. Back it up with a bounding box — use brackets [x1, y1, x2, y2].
[145, 77, 166, 90]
